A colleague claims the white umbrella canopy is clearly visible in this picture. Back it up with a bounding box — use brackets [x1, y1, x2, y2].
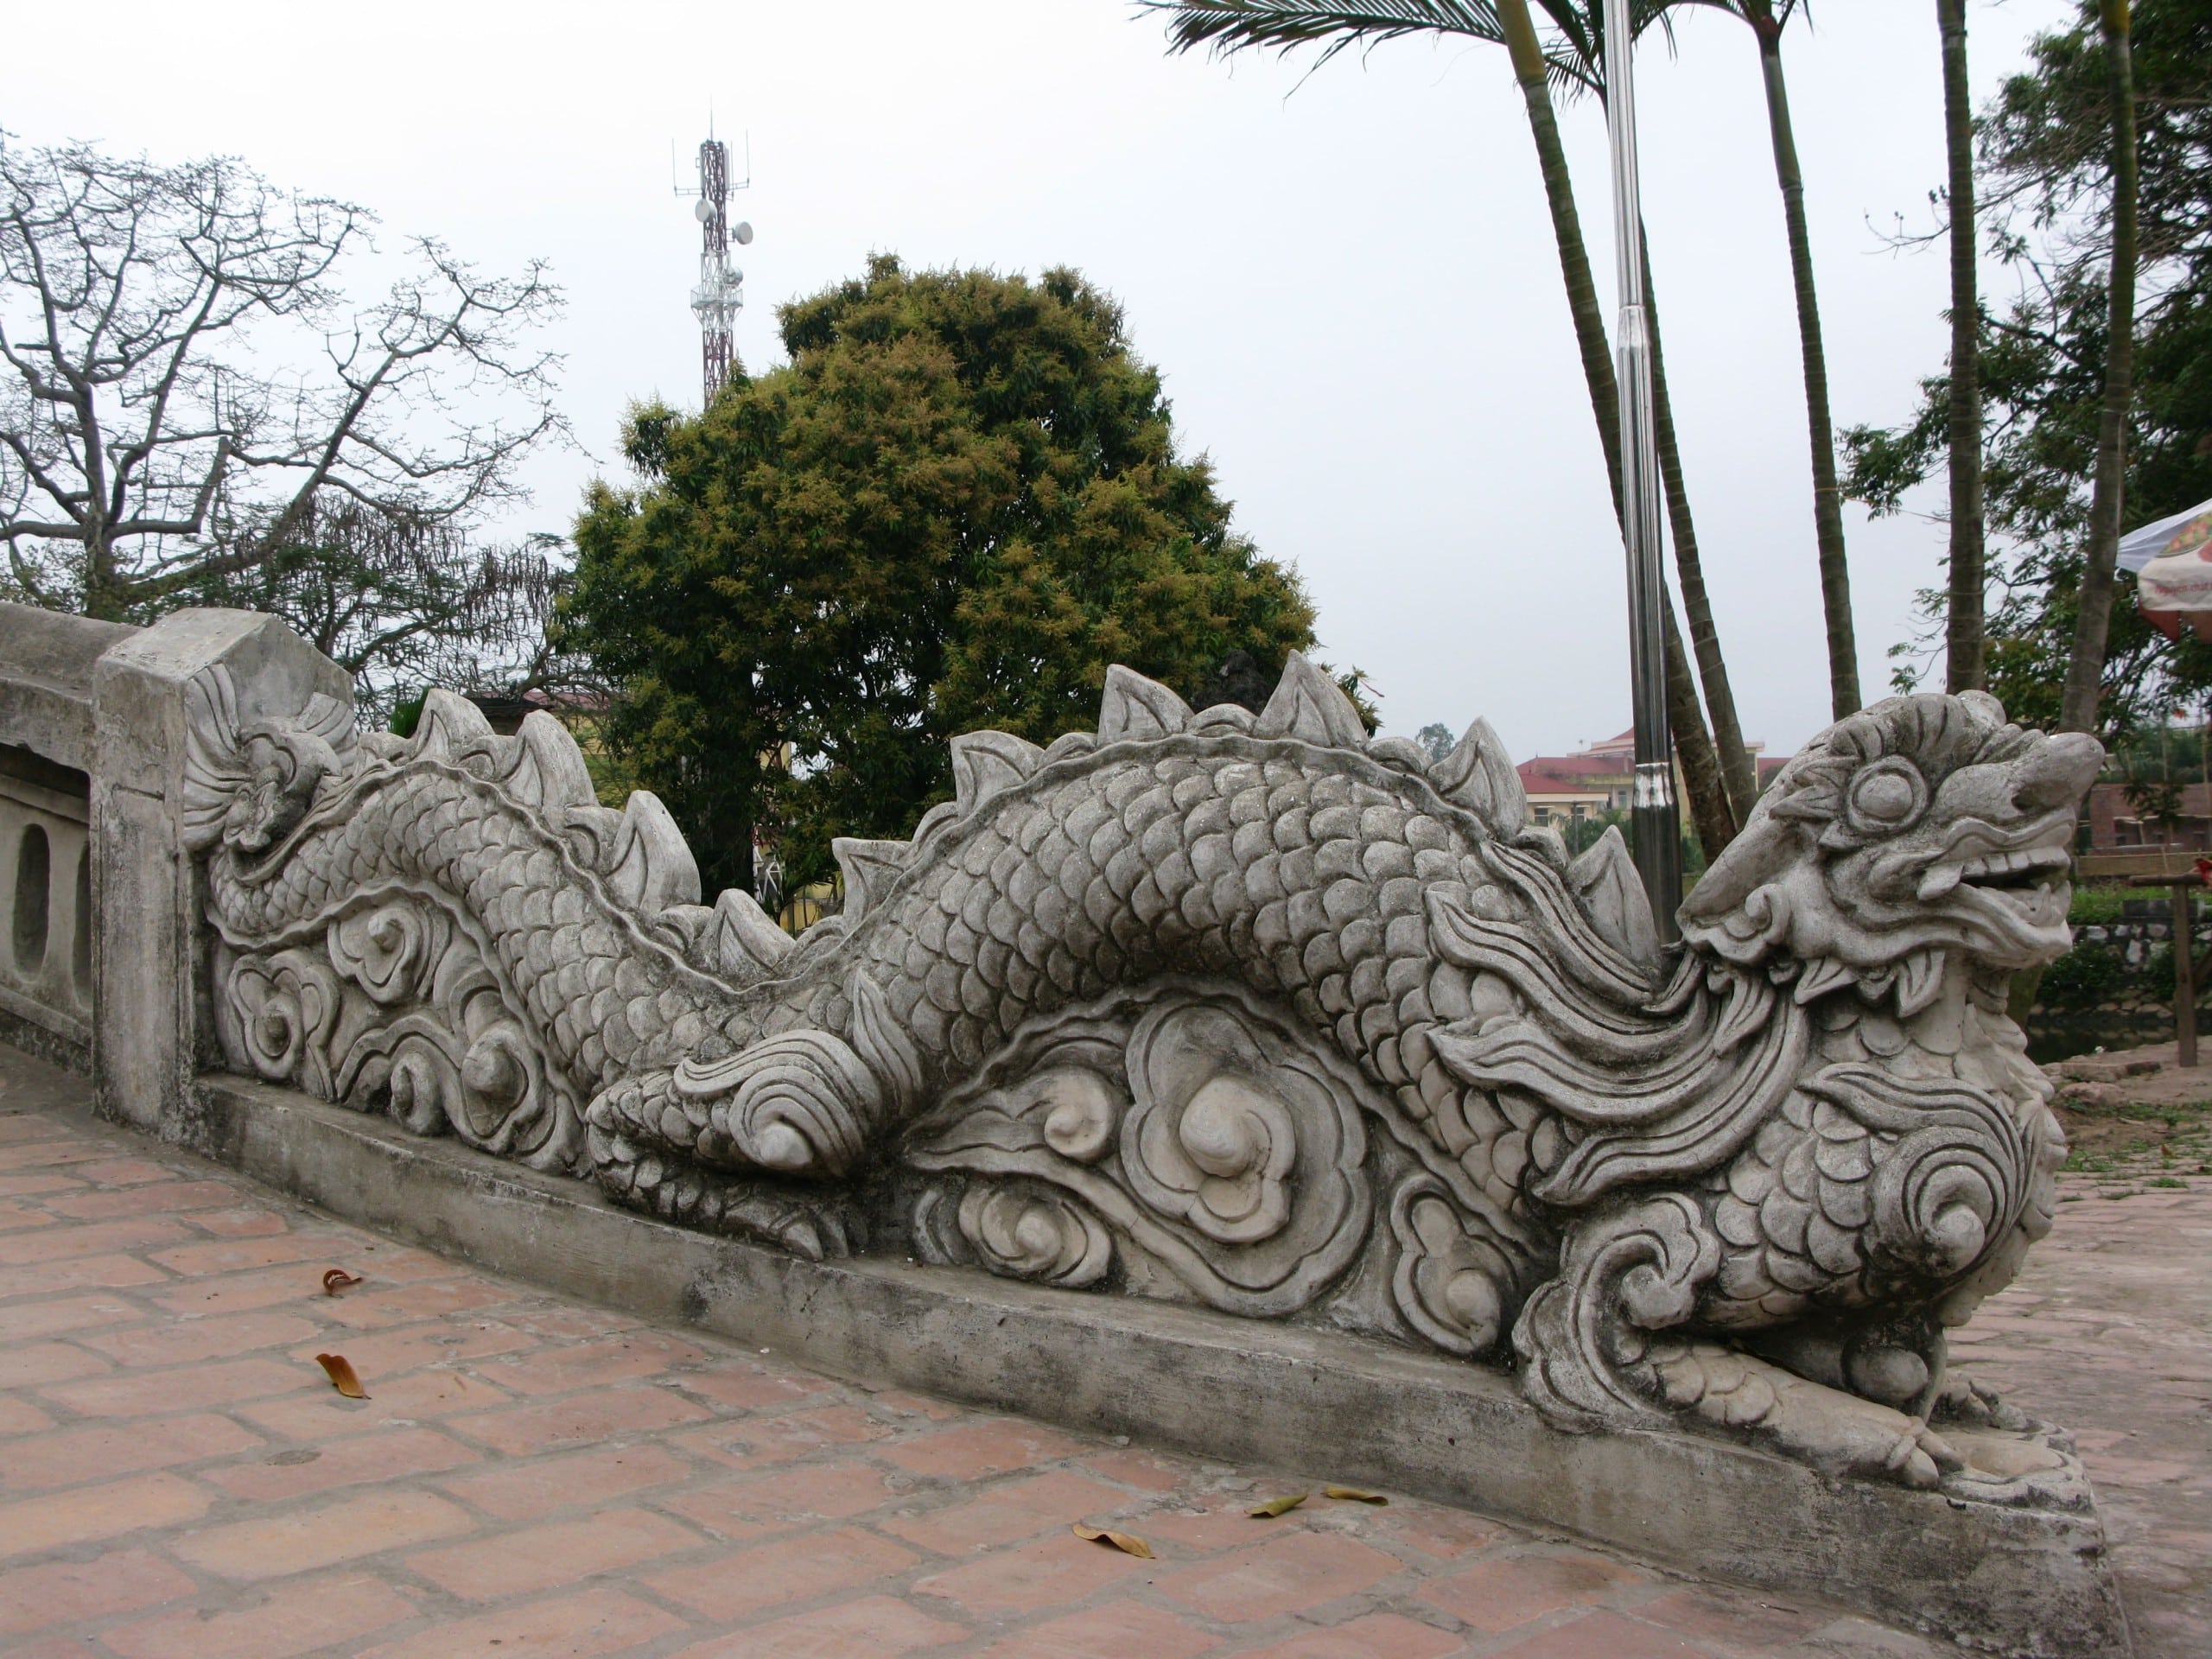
[2128, 498, 2212, 642]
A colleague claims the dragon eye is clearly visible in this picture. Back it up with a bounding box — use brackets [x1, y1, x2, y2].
[1847, 759, 1926, 832]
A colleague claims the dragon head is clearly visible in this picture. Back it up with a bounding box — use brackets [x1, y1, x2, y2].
[1679, 692, 2101, 1013]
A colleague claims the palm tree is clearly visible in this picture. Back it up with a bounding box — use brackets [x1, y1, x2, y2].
[1730, 0, 1858, 720]
[1937, 0, 1986, 694]
[1141, 0, 1753, 850]
[2058, 0, 2139, 734]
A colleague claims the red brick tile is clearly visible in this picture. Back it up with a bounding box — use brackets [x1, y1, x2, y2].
[868, 1389, 966, 1421]
[101, 1571, 416, 1659]
[469, 1331, 702, 1395]
[357, 1586, 687, 1658]
[913, 1532, 1150, 1616]
[285, 1318, 532, 1377]
[438, 1441, 694, 1521]
[0, 1548, 196, 1636]
[492, 1302, 644, 1340]
[0, 1251, 169, 1297]
[669, 1592, 966, 1658]
[1136, 1494, 1310, 1554]
[1080, 1448, 1190, 1493]
[1488, 1609, 1712, 1658]
[0, 1339, 108, 1387]
[1417, 1554, 1643, 1634]
[321, 1277, 511, 1329]
[0, 1292, 138, 1337]
[241, 1366, 510, 1438]
[972, 1599, 1222, 1658]
[183, 1205, 293, 1237]
[1236, 1612, 1467, 1657]
[42, 1180, 239, 1220]
[661, 1459, 903, 1541]
[7, 1635, 105, 1657]
[148, 1263, 338, 1316]
[0, 1398, 54, 1434]
[0, 1214, 190, 1266]
[1631, 1586, 1825, 1649]
[39, 1354, 308, 1416]
[0, 1140, 108, 1172]
[673, 1403, 893, 1470]
[149, 1232, 334, 1276]
[203, 1425, 480, 1501]
[324, 1242, 463, 1284]
[448, 1383, 713, 1456]
[1374, 1504, 1506, 1561]
[1157, 1531, 1403, 1623]
[884, 1471, 1137, 1554]
[1, 1412, 264, 1491]
[79, 1309, 322, 1368]
[882, 1421, 1084, 1481]
[0, 1173, 85, 1197]
[407, 1505, 702, 1599]
[0, 1471, 209, 1557]
[71, 1156, 178, 1185]
[171, 1489, 474, 1580]
[647, 1525, 919, 1620]
[667, 1359, 840, 1412]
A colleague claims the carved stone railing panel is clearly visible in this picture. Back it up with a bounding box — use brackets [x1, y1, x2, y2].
[178, 640, 2107, 1498]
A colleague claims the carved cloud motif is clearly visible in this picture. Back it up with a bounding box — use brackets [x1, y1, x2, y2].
[909, 984, 1372, 1317]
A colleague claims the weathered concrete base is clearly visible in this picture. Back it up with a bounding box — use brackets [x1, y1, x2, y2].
[185, 1071, 2130, 1659]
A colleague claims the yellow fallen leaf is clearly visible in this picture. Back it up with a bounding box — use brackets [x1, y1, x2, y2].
[315, 1352, 368, 1399]
[1325, 1485, 1389, 1504]
[321, 1268, 363, 1295]
[1249, 1491, 1309, 1517]
[1071, 1523, 1154, 1559]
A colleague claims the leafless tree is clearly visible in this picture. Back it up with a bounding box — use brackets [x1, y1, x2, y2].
[0, 135, 565, 641]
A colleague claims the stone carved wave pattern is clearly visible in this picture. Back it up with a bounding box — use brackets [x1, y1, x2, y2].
[910, 985, 1373, 1320]
[215, 890, 582, 1171]
[182, 641, 2115, 1492]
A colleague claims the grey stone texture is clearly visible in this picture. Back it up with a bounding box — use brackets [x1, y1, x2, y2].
[0, 604, 2132, 1654]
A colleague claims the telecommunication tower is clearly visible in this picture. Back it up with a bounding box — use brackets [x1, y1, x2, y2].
[677, 132, 752, 408]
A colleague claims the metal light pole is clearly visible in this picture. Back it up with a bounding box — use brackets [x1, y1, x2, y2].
[1604, 0, 1683, 940]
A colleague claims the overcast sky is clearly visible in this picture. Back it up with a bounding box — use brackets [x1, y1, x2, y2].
[3, 0, 2077, 764]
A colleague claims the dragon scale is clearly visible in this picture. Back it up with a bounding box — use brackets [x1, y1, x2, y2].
[192, 655, 2103, 1487]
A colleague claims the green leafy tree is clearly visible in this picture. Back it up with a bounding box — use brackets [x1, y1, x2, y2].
[560, 257, 1317, 898]
[1845, 0, 2209, 739]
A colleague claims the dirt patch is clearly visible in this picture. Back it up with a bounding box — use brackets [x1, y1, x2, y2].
[2043, 1039, 2212, 1175]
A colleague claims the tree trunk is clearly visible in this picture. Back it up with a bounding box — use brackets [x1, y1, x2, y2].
[2059, 0, 2139, 735]
[1747, 5, 1859, 720]
[1939, 0, 1987, 694]
[1499, 0, 1738, 858]
[1644, 251, 1758, 819]
[1664, 601, 1737, 861]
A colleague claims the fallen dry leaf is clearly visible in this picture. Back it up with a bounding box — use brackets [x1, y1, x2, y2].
[314, 1352, 368, 1398]
[1325, 1485, 1389, 1504]
[1249, 1491, 1309, 1517]
[1071, 1523, 1154, 1559]
[321, 1268, 363, 1295]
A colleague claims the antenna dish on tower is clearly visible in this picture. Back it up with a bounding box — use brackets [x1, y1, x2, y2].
[732, 221, 753, 246]
[672, 124, 753, 409]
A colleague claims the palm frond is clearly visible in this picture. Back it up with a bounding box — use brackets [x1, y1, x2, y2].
[1140, 1, 1704, 100]
[1140, 1, 1507, 74]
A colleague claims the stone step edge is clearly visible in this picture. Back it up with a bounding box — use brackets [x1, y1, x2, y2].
[182, 1070, 2132, 1659]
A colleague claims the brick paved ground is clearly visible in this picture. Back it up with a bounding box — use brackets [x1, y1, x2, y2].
[0, 1045, 2196, 1658]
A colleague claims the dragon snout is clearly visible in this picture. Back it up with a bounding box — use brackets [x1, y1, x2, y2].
[2012, 732, 2104, 814]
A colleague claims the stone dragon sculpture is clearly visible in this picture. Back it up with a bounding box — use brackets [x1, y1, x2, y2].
[187, 654, 2100, 1488]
